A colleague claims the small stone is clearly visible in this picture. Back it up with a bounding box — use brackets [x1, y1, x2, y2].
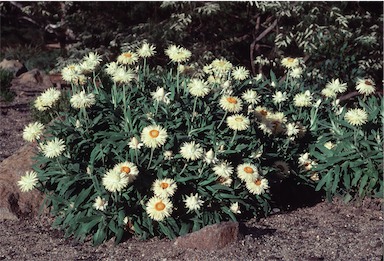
[174, 221, 239, 251]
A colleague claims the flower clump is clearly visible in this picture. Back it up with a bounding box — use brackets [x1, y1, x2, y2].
[18, 44, 382, 245]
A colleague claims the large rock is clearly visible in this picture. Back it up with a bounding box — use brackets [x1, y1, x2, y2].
[13, 69, 53, 89]
[0, 59, 27, 76]
[0, 143, 44, 220]
[174, 221, 240, 250]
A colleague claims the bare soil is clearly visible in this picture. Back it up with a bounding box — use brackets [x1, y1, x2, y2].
[0, 77, 383, 261]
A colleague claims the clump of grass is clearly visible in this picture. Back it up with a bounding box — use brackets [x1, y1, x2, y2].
[0, 69, 15, 102]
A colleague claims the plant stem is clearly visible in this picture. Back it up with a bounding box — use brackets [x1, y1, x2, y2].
[147, 148, 155, 169]
[191, 97, 198, 122]
[179, 163, 188, 176]
[231, 130, 237, 144]
[217, 111, 228, 129]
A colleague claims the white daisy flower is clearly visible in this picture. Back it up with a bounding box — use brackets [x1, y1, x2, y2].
[183, 193, 204, 212]
[18, 171, 38, 192]
[180, 141, 204, 161]
[146, 196, 173, 221]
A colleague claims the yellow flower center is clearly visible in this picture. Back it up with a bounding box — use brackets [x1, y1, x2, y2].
[123, 52, 133, 58]
[260, 110, 268, 116]
[235, 117, 243, 122]
[160, 182, 169, 189]
[149, 129, 159, 138]
[121, 166, 131, 174]
[288, 58, 295, 63]
[244, 166, 254, 174]
[155, 201, 165, 211]
[227, 97, 237, 104]
[255, 179, 262, 186]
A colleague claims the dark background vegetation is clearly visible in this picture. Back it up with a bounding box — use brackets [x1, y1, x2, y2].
[1, 2, 382, 79]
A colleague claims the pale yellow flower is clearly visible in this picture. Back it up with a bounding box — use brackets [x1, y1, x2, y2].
[128, 137, 143, 150]
[112, 67, 135, 84]
[70, 91, 96, 109]
[113, 161, 139, 183]
[141, 125, 168, 148]
[298, 152, 316, 171]
[293, 91, 312, 107]
[93, 196, 108, 211]
[146, 196, 173, 221]
[151, 87, 170, 104]
[18, 171, 38, 192]
[81, 52, 102, 72]
[285, 122, 300, 137]
[117, 51, 139, 65]
[41, 137, 66, 158]
[230, 202, 241, 214]
[204, 149, 217, 164]
[254, 106, 270, 119]
[219, 95, 243, 113]
[23, 122, 44, 142]
[211, 58, 233, 75]
[152, 178, 177, 199]
[188, 79, 210, 97]
[272, 91, 288, 104]
[180, 141, 204, 161]
[321, 87, 337, 98]
[105, 62, 119, 76]
[281, 57, 299, 69]
[326, 79, 347, 94]
[242, 89, 260, 104]
[38, 88, 61, 109]
[237, 163, 259, 183]
[344, 108, 368, 126]
[289, 67, 303, 78]
[232, 66, 250, 81]
[212, 161, 233, 178]
[183, 193, 204, 212]
[217, 176, 232, 187]
[226, 114, 250, 131]
[61, 64, 82, 83]
[246, 178, 269, 195]
[137, 43, 156, 58]
[356, 78, 376, 95]
[165, 45, 191, 63]
[324, 141, 336, 150]
[163, 150, 174, 160]
[102, 168, 129, 193]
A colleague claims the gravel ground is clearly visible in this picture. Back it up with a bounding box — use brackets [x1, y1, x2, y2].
[0, 198, 382, 261]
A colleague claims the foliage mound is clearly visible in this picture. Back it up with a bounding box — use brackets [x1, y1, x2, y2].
[18, 43, 383, 245]
[13, 1, 383, 246]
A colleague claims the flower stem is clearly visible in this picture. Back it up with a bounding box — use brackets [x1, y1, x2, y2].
[147, 147, 155, 169]
[179, 163, 188, 176]
[191, 97, 198, 122]
[230, 130, 237, 144]
[217, 111, 228, 129]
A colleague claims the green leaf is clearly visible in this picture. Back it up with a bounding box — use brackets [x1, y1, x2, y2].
[315, 170, 332, 191]
[331, 166, 340, 193]
[179, 223, 191, 236]
[74, 186, 93, 208]
[93, 224, 107, 246]
[359, 175, 369, 197]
